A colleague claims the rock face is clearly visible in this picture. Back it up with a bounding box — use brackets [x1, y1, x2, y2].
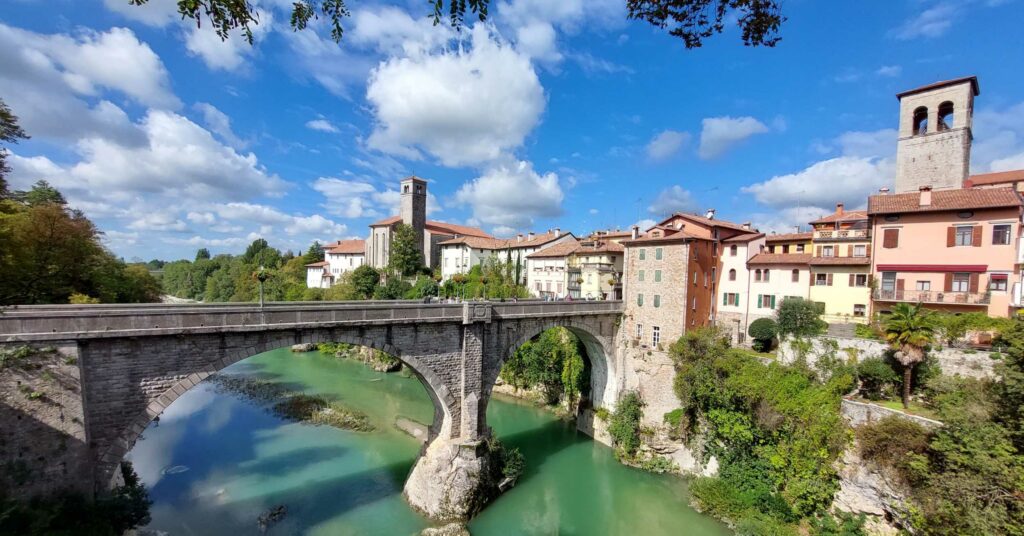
[421, 523, 471, 536]
[833, 446, 911, 535]
[395, 417, 429, 444]
[290, 343, 316, 352]
[404, 438, 500, 522]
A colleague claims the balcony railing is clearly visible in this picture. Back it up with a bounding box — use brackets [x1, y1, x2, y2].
[814, 229, 869, 241]
[873, 289, 991, 306]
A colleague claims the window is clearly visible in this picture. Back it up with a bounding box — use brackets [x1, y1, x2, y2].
[796, 244, 805, 253]
[955, 226, 973, 246]
[916, 281, 930, 291]
[912, 106, 928, 135]
[729, 268, 737, 281]
[952, 273, 970, 292]
[993, 224, 1012, 245]
[654, 270, 662, 282]
[822, 245, 834, 257]
[815, 273, 828, 286]
[937, 101, 954, 131]
[881, 272, 896, 293]
[557, 283, 563, 294]
[638, 270, 645, 282]
[782, 245, 790, 254]
[652, 326, 661, 346]
[637, 293, 644, 306]
[654, 295, 661, 308]
[692, 296, 697, 311]
[791, 269, 800, 282]
[636, 323, 643, 339]
[713, 243, 718, 257]
[730, 245, 738, 256]
[757, 294, 776, 309]
[639, 249, 646, 260]
[704, 272, 708, 287]
[655, 247, 663, 260]
[763, 269, 770, 282]
[883, 228, 899, 249]
[853, 245, 867, 257]
[854, 274, 868, 287]
[723, 293, 739, 306]
[536, 282, 542, 291]
[754, 269, 762, 281]
[853, 304, 867, 317]
[990, 274, 1008, 292]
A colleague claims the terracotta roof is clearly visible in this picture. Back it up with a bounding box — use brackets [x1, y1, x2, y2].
[765, 232, 813, 242]
[965, 169, 1024, 187]
[809, 210, 868, 225]
[576, 240, 625, 254]
[325, 239, 365, 254]
[369, 215, 402, 227]
[670, 213, 753, 233]
[723, 232, 765, 243]
[527, 241, 581, 258]
[305, 260, 329, 268]
[620, 230, 706, 246]
[747, 253, 811, 266]
[368, 215, 491, 238]
[808, 257, 871, 266]
[867, 187, 1022, 214]
[896, 76, 979, 99]
[439, 231, 573, 250]
[590, 230, 633, 239]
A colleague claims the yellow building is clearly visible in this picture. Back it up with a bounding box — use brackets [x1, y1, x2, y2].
[568, 239, 625, 300]
[764, 231, 813, 254]
[808, 204, 872, 324]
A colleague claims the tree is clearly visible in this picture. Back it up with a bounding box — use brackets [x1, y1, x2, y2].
[388, 223, 425, 277]
[883, 303, 936, 409]
[373, 277, 412, 299]
[995, 318, 1024, 451]
[747, 317, 778, 352]
[0, 98, 28, 198]
[195, 248, 211, 261]
[13, 180, 66, 206]
[127, 0, 785, 49]
[303, 241, 325, 264]
[349, 265, 380, 299]
[775, 297, 826, 338]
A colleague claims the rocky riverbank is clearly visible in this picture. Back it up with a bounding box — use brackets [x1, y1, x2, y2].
[209, 375, 374, 432]
[317, 342, 402, 372]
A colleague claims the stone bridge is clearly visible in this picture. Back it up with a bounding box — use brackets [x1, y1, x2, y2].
[0, 299, 623, 520]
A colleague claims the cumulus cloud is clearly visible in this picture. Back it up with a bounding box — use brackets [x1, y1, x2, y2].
[876, 65, 902, 77]
[890, 3, 958, 40]
[184, 14, 273, 71]
[366, 26, 545, 166]
[103, 0, 179, 26]
[645, 130, 691, 161]
[311, 177, 440, 219]
[698, 116, 769, 159]
[194, 102, 247, 149]
[349, 6, 453, 55]
[648, 185, 698, 216]
[972, 101, 1024, 172]
[454, 160, 564, 228]
[750, 207, 830, 235]
[742, 156, 894, 210]
[305, 119, 340, 133]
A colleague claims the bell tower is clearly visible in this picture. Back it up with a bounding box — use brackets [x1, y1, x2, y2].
[894, 76, 979, 193]
[400, 176, 427, 257]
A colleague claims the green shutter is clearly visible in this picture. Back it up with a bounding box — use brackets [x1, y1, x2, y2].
[757, 294, 762, 308]
[770, 295, 777, 309]
[639, 249, 646, 260]
[654, 295, 661, 308]
[639, 270, 645, 282]
[655, 248, 663, 260]
[638, 293, 644, 306]
[655, 270, 662, 282]
[723, 293, 728, 306]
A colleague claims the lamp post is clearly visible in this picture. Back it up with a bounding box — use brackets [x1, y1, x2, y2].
[254, 265, 269, 308]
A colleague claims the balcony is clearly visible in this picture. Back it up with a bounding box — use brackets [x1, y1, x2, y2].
[873, 289, 991, 306]
[814, 229, 869, 241]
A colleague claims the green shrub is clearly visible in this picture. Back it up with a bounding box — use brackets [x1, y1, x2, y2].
[810, 512, 867, 536]
[748, 318, 778, 351]
[854, 323, 881, 340]
[856, 357, 899, 400]
[501, 447, 525, 481]
[855, 416, 931, 481]
[663, 408, 685, 438]
[608, 391, 645, 457]
[776, 298, 826, 337]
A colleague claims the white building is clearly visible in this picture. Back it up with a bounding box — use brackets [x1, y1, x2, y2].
[305, 261, 332, 289]
[715, 232, 766, 343]
[745, 253, 812, 323]
[526, 240, 582, 298]
[305, 239, 365, 288]
[438, 230, 576, 283]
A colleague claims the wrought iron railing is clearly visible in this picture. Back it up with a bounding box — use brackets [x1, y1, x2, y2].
[873, 289, 991, 305]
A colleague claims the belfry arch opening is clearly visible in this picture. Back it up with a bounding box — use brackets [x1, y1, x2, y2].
[912, 106, 929, 135]
[938, 101, 955, 131]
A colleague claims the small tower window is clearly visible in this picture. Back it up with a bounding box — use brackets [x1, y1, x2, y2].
[403, 185, 410, 193]
[938, 101, 954, 131]
[912, 106, 928, 136]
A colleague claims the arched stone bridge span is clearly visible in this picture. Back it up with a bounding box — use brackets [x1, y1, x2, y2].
[0, 300, 623, 520]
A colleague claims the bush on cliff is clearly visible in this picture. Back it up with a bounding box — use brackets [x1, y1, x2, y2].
[748, 318, 778, 352]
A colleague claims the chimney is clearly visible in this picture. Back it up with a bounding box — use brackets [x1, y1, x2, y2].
[631, 225, 639, 240]
[528, 231, 535, 240]
[919, 185, 932, 207]
[554, 227, 561, 237]
[517, 233, 523, 243]
[705, 208, 716, 220]
[836, 202, 844, 215]
[742, 222, 751, 230]
[879, 187, 890, 194]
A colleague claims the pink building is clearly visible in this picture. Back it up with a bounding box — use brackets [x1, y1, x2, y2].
[868, 187, 1022, 317]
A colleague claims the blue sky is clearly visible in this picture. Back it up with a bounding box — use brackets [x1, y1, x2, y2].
[3, 0, 1024, 261]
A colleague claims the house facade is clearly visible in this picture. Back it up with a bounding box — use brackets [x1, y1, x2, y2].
[572, 239, 625, 300]
[716, 232, 766, 344]
[438, 230, 575, 284]
[745, 253, 812, 323]
[526, 240, 582, 298]
[807, 205, 872, 323]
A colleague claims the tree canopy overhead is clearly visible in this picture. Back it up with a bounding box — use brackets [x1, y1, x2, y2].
[127, 0, 785, 48]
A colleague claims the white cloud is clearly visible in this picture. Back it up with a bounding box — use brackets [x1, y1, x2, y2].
[194, 102, 247, 149]
[128, 211, 188, 232]
[834, 129, 897, 158]
[311, 177, 440, 219]
[305, 119, 340, 133]
[366, 25, 545, 166]
[187, 211, 216, 224]
[890, 3, 959, 40]
[284, 214, 347, 236]
[876, 65, 902, 77]
[634, 218, 657, 232]
[645, 130, 691, 161]
[648, 185, 698, 216]
[214, 202, 291, 224]
[588, 208, 599, 215]
[973, 101, 1024, 172]
[282, 25, 376, 98]
[103, 0, 180, 26]
[184, 11, 273, 71]
[454, 159, 564, 228]
[743, 156, 894, 209]
[349, 6, 453, 55]
[698, 116, 769, 159]
[751, 207, 830, 235]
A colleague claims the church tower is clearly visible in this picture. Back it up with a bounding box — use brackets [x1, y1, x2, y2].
[400, 176, 427, 258]
[894, 76, 979, 193]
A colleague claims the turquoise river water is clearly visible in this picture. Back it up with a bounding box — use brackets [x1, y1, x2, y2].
[127, 348, 729, 535]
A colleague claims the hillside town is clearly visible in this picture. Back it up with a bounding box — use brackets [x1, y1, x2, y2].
[310, 76, 1024, 344]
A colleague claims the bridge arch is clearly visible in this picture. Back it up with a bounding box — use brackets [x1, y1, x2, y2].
[94, 328, 459, 489]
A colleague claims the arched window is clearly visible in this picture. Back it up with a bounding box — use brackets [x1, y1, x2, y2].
[938, 101, 954, 131]
[730, 244, 738, 256]
[763, 269, 770, 282]
[912, 106, 928, 135]
[729, 268, 737, 281]
[755, 269, 762, 281]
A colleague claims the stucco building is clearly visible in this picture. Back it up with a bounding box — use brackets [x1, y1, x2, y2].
[526, 240, 582, 299]
[304, 239, 367, 288]
[745, 252, 812, 323]
[808, 205, 872, 323]
[715, 231, 766, 344]
[438, 230, 575, 284]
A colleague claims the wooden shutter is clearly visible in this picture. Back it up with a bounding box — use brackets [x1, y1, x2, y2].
[816, 245, 822, 256]
[809, 272, 815, 286]
[969, 273, 980, 293]
[827, 273, 833, 286]
[972, 226, 982, 247]
[947, 226, 956, 247]
[883, 229, 899, 248]
[849, 274, 855, 286]
[867, 274, 874, 286]
[896, 279, 905, 291]
[944, 273, 953, 292]
[845, 245, 852, 257]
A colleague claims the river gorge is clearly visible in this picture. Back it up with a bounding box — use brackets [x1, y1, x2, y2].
[126, 347, 729, 535]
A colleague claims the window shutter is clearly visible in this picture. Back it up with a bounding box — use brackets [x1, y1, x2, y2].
[827, 273, 833, 286]
[947, 226, 956, 247]
[969, 273, 980, 293]
[770, 295, 776, 309]
[723, 294, 728, 306]
[883, 229, 899, 248]
[816, 245, 822, 257]
[757, 294, 762, 308]
[896, 278, 905, 291]
[849, 274, 855, 286]
[972, 226, 982, 248]
[944, 273, 953, 292]
[845, 245, 852, 257]
[809, 272, 815, 286]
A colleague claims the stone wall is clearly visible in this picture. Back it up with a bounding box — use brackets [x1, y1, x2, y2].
[777, 335, 997, 379]
[841, 399, 942, 429]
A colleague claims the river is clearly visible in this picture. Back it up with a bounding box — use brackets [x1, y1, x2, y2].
[127, 348, 729, 535]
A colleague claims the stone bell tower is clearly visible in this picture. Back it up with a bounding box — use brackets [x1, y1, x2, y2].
[894, 76, 979, 193]
[400, 175, 427, 258]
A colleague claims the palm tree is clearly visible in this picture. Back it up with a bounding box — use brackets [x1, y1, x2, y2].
[883, 303, 936, 409]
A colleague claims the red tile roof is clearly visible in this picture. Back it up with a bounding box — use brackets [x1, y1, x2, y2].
[808, 257, 871, 266]
[325, 239, 365, 254]
[305, 260, 329, 268]
[723, 232, 765, 243]
[368, 215, 492, 238]
[875, 264, 987, 273]
[895, 76, 979, 99]
[764, 232, 813, 242]
[620, 230, 706, 246]
[965, 169, 1024, 187]
[439, 231, 573, 250]
[527, 241, 581, 258]
[867, 187, 1022, 214]
[809, 210, 868, 225]
[669, 212, 754, 233]
[747, 253, 812, 266]
[576, 240, 625, 254]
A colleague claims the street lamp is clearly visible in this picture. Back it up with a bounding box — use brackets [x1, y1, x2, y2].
[253, 265, 269, 308]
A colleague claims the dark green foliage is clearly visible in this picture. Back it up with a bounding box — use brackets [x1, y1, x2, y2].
[499, 327, 587, 407]
[855, 416, 931, 481]
[748, 317, 778, 351]
[0, 461, 151, 535]
[775, 298, 826, 337]
[0, 97, 28, 196]
[608, 391, 645, 457]
[441, 256, 530, 299]
[387, 223, 425, 277]
[405, 275, 439, 299]
[302, 241, 324, 264]
[194, 248, 211, 261]
[501, 447, 525, 481]
[373, 277, 412, 299]
[996, 320, 1024, 451]
[810, 512, 867, 536]
[856, 357, 899, 400]
[349, 265, 381, 299]
[12, 180, 66, 206]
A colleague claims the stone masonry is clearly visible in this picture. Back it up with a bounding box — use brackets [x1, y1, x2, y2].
[0, 300, 619, 521]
